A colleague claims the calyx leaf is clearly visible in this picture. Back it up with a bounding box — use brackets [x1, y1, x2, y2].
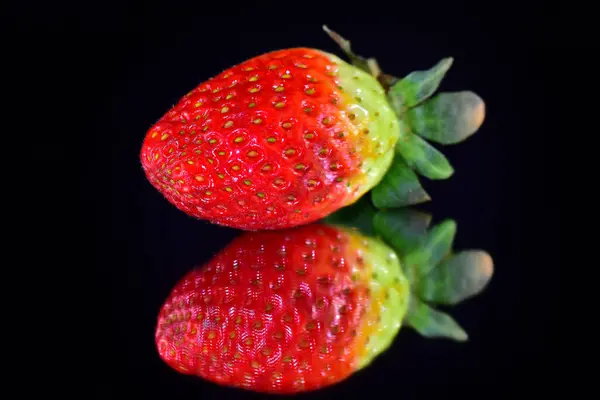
[324, 197, 378, 236]
[372, 209, 432, 257]
[406, 91, 486, 145]
[418, 250, 494, 305]
[387, 57, 454, 113]
[371, 156, 430, 208]
[403, 219, 457, 280]
[395, 122, 454, 180]
[405, 295, 468, 341]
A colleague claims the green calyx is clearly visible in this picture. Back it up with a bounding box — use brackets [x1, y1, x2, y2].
[323, 25, 486, 207]
[325, 198, 494, 342]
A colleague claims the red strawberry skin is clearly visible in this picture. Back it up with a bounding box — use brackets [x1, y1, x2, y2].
[140, 48, 399, 230]
[155, 223, 409, 393]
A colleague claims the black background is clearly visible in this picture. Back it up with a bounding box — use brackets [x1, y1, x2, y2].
[13, 1, 555, 398]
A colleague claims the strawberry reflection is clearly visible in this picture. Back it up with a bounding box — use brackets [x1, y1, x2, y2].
[155, 206, 493, 394]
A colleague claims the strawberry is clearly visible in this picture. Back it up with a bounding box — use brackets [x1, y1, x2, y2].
[155, 206, 493, 394]
[140, 27, 486, 230]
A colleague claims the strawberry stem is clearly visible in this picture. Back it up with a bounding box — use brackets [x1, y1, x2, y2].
[322, 25, 387, 82]
[322, 25, 402, 91]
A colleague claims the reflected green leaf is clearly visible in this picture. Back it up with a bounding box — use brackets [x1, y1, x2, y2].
[404, 219, 457, 279]
[405, 296, 468, 341]
[419, 250, 494, 305]
[372, 209, 432, 257]
[324, 196, 377, 236]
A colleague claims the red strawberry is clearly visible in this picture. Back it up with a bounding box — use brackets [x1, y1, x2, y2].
[140, 47, 399, 230]
[155, 211, 494, 394]
[140, 27, 485, 230]
[155, 223, 410, 393]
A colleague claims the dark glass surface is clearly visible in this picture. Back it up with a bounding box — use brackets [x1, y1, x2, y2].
[76, 5, 554, 399]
